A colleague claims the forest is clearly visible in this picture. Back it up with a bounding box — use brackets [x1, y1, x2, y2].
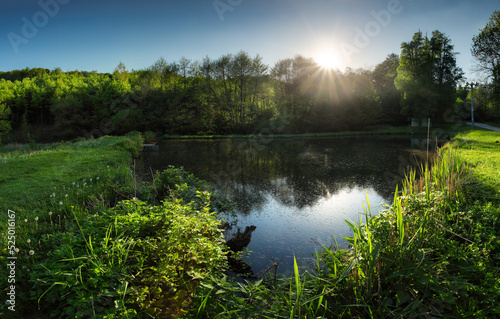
[0, 28, 498, 143]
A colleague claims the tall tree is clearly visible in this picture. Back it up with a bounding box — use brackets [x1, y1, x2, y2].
[395, 31, 462, 122]
[371, 53, 403, 124]
[113, 62, 129, 84]
[0, 80, 12, 141]
[472, 10, 500, 115]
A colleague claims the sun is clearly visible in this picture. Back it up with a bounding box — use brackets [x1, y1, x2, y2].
[315, 50, 340, 70]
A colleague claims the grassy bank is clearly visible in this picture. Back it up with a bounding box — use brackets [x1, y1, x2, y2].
[0, 134, 231, 318]
[451, 130, 500, 192]
[0, 135, 142, 223]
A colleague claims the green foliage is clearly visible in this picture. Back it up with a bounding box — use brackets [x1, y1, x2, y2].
[153, 165, 237, 220]
[0, 53, 408, 143]
[372, 53, 405, 125]
[0, 137, 230, 318]
[33, 197, 227, 318]
[395, 30, 463, 122]
[472, 10, 500, 98]
[0, 101, 11, 142]
[113, 131, 144, 158]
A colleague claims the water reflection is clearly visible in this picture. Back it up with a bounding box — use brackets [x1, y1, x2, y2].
[139, 136, 430, 275]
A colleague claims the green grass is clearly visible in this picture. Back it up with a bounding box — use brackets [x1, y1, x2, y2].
[0, 133, 234, 318]
[450, 129, 500, 193]
[0, 136, 139, 223]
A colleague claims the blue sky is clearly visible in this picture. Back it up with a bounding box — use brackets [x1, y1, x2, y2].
[1, 0, 498, 81]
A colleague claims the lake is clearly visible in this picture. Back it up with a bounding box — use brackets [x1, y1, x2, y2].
[139, 135, 432, 276]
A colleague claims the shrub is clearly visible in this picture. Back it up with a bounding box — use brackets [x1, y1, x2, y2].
[113, 131, 144, 158]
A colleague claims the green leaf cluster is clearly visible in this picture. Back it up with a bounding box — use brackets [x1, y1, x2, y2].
[395, 30, 463, 121]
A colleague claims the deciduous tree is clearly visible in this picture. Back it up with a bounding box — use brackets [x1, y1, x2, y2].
[395, 31, 462, 122]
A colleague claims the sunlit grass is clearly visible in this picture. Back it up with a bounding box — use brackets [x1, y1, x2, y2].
[0, 136, 132, 223]
[450, 129, 500, 193]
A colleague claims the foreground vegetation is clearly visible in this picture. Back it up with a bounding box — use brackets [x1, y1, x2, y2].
[1, 129, 499, 318]
[0, 133, 233, 318]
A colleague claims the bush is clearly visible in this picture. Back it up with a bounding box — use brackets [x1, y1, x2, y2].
[113, 131, 144, 158]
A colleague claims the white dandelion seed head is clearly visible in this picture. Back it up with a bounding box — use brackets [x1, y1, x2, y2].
[35, 216, 39, 221]
[65, 194, 68, 197]
[29, 250, 34, 255]
[27, 239, 31, 243]
[49, 211, 53, 216]
[59, 202, 63, 205]
[15, 248, 19, 253]
[24, 219, 28, 223]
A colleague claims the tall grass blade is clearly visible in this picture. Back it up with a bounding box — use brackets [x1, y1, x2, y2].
[338, 256, 363, 282]
[294, 255, 301, 299]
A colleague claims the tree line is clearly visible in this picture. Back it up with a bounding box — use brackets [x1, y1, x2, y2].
[1, 11, 499, 143]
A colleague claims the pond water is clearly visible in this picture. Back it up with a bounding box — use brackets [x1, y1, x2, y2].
[139, 136, 432, 276]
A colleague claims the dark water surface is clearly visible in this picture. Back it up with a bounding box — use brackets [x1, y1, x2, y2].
[139, 136, 429, 275]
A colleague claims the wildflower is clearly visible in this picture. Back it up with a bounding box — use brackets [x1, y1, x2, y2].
[71, 206, 74, 208]
[59, 202, 63, 205]
[24, 219, 28, 223]
[65, 194, 68, 198]
[15, 248, 19, 253]
[29, 250, 34, 255]
[49, 211, 53, 216]
[96, 177, 100, 180]
[27, 239, 31, 243]
[35, 217, 39, 221]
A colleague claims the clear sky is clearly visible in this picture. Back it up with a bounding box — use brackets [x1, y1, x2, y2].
[1, 0, 498, 81]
